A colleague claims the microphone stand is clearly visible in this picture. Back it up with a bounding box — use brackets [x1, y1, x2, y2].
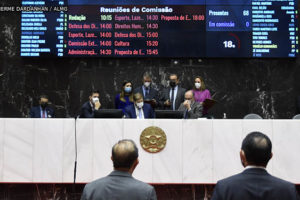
[72, 116, 78, 199]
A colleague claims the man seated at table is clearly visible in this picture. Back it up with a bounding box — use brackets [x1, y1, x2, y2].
[133, 73, 159, 108]
[124, 93, 155, 119]
[178, 90, 203, 119]
[29, 94, 55, 118]
[81, 139, 157, 200]
[80, 90, 101, 118]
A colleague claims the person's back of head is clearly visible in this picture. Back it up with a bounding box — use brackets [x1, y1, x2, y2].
[212, 132, 299, 200]
[241, 131, 272, 167]
[81, 140, 157, 200]
[112, 139, 139, 172]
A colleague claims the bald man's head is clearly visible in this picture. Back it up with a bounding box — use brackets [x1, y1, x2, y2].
[184, 90, 194, 102]
[185, 90, 194, 98]
[112, 139, 139, 169]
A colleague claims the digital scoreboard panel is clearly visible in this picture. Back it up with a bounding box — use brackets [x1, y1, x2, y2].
[20, 0, 299, 57]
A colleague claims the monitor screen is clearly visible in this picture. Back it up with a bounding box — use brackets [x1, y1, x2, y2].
[155, 110, 184, 119]
[94, 109, 124, 118]
[20, 0, 299, 57]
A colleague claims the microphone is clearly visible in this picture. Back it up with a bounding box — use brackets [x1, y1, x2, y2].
[74, 116, 78, 184]
[72, 116, 79, 199]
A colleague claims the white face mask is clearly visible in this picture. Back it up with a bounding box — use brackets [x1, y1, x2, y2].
[92, 97, 99, 103]
[144, 82, 151, 88]
[186, 100, 191, 105]
[136, 102, 144, 109]
[195, 82, 201, 89]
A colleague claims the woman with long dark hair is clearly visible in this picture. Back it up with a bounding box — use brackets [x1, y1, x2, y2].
[115, 80, 134, 113]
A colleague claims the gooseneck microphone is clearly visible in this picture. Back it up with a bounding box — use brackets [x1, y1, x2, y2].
[73, 115, 79, 199]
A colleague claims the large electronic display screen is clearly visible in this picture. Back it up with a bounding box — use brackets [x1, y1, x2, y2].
[20, 0, 299, 57]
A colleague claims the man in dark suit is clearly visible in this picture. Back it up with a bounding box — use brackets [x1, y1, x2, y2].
[211, 131, 300, 200]
[159, 74, 186, 110]
[178, 90, 203, 119]
[80, 90, 101, 118]
[124, 93, 155, 119]
[81, 139, 157, 200]
[133, 73, 159, 108]
[29, 94, 55, 118]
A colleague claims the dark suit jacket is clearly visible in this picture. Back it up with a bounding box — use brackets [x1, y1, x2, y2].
[159, 86, 186, 110]
[134, 86, 159, 102]
[178, 101, 203, 119]
[80, 101, 100, 118]
[81, 170, 157, 200]
[211, 168, 300, 200]
[124, 103, 155, 119]
[29, 106, 55, 118]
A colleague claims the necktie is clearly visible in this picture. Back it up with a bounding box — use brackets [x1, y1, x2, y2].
[184, 109, 188, 119]
[170, 88, 175, 110]
[42, 111, 45, 118]
[138, 109, 142, 119]
[145, 88, 149, 97]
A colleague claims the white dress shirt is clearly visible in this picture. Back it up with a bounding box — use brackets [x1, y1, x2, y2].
[169, 85, 178, 110]
[135, 106, 144, 119]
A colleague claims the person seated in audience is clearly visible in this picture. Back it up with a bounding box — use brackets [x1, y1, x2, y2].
[115, 80, 134, 113]
[211, 131, 300, 200]
[124, 93, 155, 119]
[81, 139, 157, 200]
[159, 73, 186, 110]
[29, 94, 55, 118]
[80, 90, 101, 118]
[192, 76, 212, 116]
[178, 90, 203, 119]
[133, 73, 159, 108]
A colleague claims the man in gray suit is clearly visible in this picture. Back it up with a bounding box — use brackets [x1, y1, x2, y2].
[178, 90, 203, 119]
[81, 139, 157, 200]
[133, 73, 159, 108]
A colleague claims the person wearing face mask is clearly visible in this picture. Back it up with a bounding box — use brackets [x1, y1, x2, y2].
[178, 90, 203, 119]
[29, 94, 55, 118]
[124, 93, 155, 119]
[80, 90, 102, 118]
[133, 73, 159, 108]
[193, 76, 212, 116]
[159, 74, 186, 110]
[115, 80, 134, 114]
